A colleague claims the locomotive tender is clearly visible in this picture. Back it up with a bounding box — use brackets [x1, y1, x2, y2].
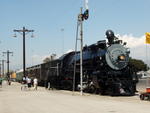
[26, 30, 137, 96]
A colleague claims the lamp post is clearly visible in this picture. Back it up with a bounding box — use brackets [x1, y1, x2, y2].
[13, 27, 34, 78]
[61, 28, 64, 55]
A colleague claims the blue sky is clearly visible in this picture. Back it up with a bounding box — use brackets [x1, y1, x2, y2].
[0, 0, 150, 71]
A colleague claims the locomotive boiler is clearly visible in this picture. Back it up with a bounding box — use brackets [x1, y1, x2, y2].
[26, 30, 137, 96]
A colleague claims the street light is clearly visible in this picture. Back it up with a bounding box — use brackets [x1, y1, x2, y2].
[61, 28, 64, 55]
[13, 27, 34, 78]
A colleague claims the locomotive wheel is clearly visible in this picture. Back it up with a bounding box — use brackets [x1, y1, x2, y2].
[89, 85, 96, 94]
[140, 94, 145, 100]
[128, 85, 135, 96]
[60, 80, 72, 90]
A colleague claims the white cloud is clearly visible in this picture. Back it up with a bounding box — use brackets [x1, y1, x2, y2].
[65, 49, 74, 54]
[118, 34, 145, 48]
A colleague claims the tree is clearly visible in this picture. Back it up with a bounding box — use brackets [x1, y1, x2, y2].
[129, 57, 148, 72]
[43, 54, 57, 63]
[43, 57, 51, 63]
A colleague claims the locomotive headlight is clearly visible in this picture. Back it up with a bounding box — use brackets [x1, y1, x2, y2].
[118, 55, 125, 60]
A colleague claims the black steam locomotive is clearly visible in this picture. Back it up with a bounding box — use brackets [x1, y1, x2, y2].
[26, 30, 137, 96]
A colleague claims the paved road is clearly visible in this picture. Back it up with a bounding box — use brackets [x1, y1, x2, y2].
[0, 81, 150, 113]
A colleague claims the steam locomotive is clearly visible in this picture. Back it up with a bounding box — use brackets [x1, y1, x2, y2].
[26, 30, 137, 96]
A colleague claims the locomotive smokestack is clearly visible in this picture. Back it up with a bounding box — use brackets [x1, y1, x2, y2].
[106, 30, 115, 45]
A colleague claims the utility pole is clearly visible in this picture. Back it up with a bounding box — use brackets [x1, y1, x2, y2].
[0, 63, 1, 77]
[13, 27, 34, 78]
[3, 50, 13, 80]
[0, 60, 6, 77]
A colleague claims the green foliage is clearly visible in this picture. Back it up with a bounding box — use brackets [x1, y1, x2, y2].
[43, 54, 57, 63]
[129, 57, 148, 72]
[43, 57, 51, 63]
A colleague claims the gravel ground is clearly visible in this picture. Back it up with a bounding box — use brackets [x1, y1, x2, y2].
[0, 80, 150, 113]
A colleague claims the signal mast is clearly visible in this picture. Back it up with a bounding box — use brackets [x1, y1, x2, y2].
[73, 0, 89, 95]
